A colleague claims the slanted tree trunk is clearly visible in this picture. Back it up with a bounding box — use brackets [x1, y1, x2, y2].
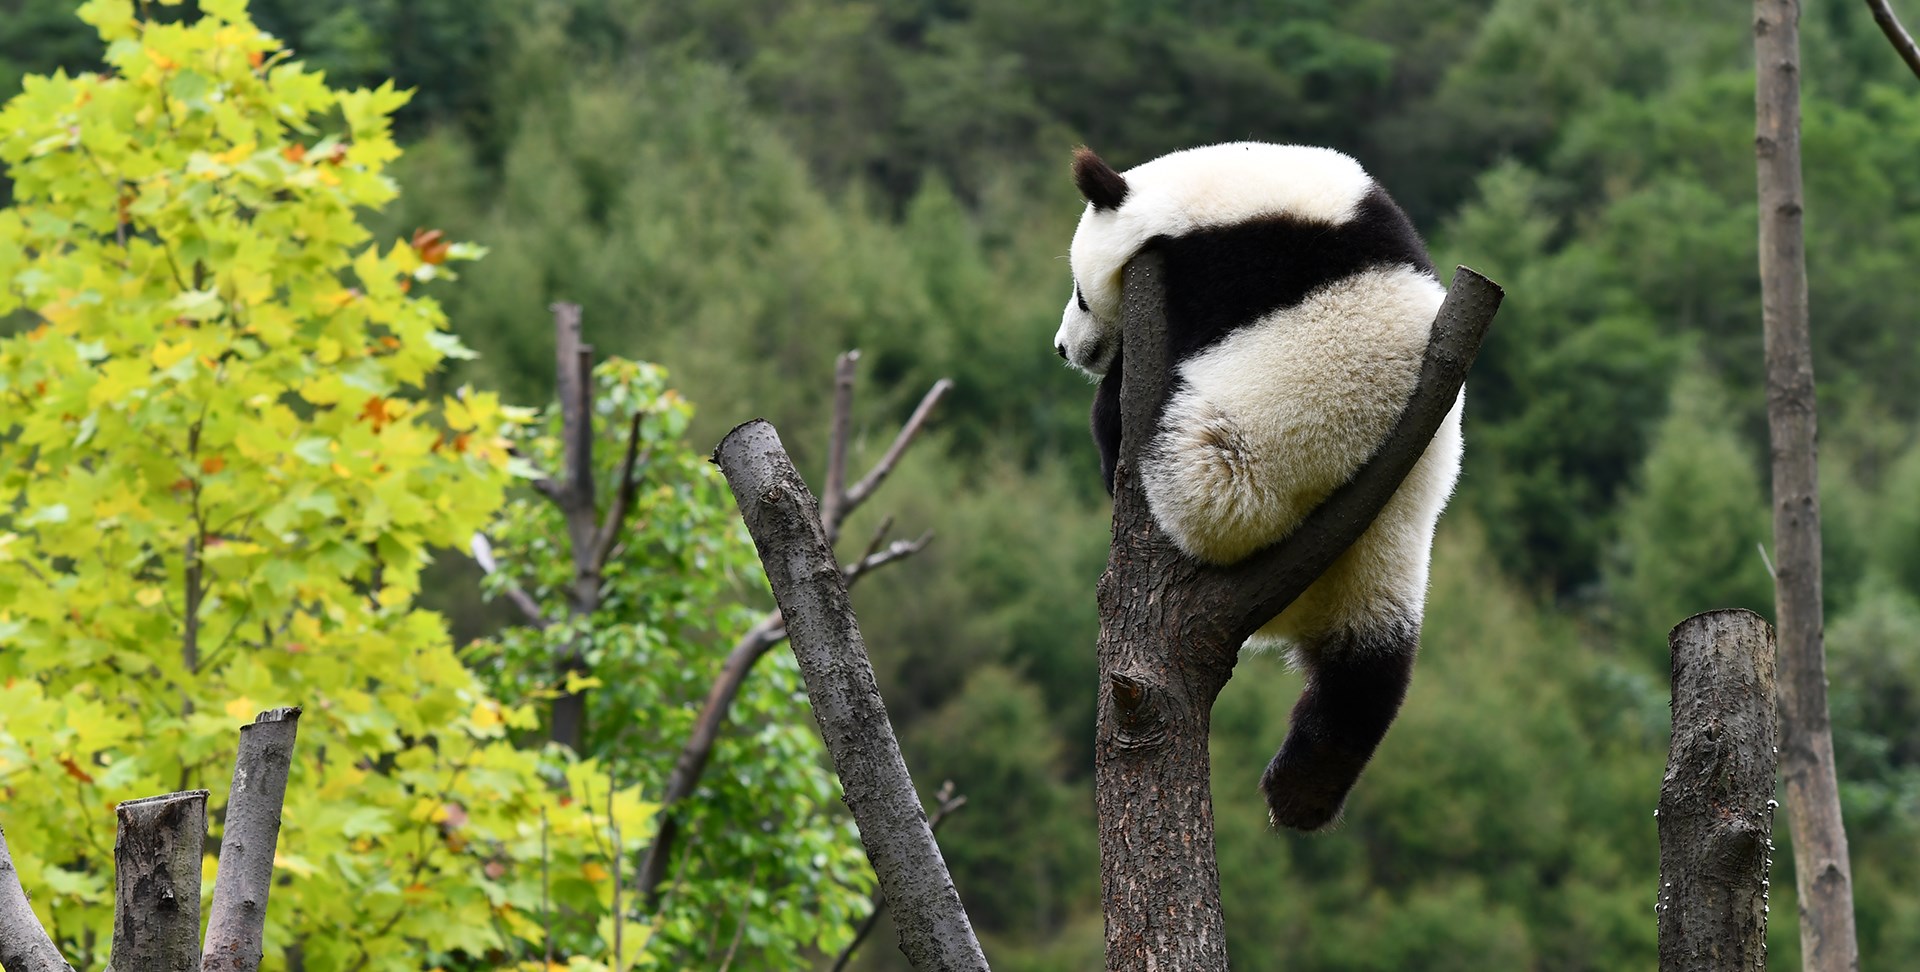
[1753, 2, 1860, 968]
[1658, 610, 1778, 971]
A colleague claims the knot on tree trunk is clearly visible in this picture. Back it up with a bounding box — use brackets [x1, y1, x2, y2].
[1107, 670, 1169, 752]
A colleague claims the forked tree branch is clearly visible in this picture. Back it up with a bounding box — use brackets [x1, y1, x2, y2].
[0, 827, 73, 972]
[1094, 255, 1498, 972]
[714, 420, 987, 972]
[1866, 0, 1920, 80]
[1658, 610, 1777, 971]
[204, 707, 303, 972]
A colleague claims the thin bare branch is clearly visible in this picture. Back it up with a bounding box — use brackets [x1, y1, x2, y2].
[715, 421, 987, 972]
[635, 614, 787, 906]
[0, 826, 73, 972]
[820, 350, 861, 545]
[831, 781, 969, 972]
[204, 707, 303, 972]
[591, 411, 650, 574]
[714, 869, 756, 972]
[842, 379, 953, 513]
[844, 533, 933, 584]
[1866, 0, 1920, 80]
[858, 515, 896, 564]
[469, 534, 551, 630]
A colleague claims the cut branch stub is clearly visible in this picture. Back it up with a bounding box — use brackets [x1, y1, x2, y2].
[1658, 610, 1778, 971]
[0, 825, 75, 972]
[714, 419, 987, 972]
[109, 790, 209, 972]
[204, 707, 303, 972]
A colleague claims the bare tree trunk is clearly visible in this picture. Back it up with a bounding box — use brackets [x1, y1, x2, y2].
[1658, 610, 1778, 971]
[203, 708, 303, 972]
[108, 791, 208, 972]
[1093, 256, 1500, 972]
[714, 421, 987, 972]
[1753, 3, 1860, 969]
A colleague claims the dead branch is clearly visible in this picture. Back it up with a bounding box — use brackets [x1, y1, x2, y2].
[714, 420, 987, 971]
[831, 781, 969, 972]
[845, 533, 934, 583]
[110, 790, 209, 972]
[590, 412, 648, 574]
[843, 379, 953, 514]
[1754, 2, 1860, 967]
[0, 826, 73, 972]
[820, 351, 861, 546]
[1866, 0, 1920, 80]
[1658, 610, 1777, 971]
[204, 707, 303, 972]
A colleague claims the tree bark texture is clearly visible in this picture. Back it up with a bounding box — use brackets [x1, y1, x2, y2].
[1094, 254, 1500, 972]
[1753, 3, 1860, 969]
[203, 707, 303, 972]
[550, 300, 595, 751]
[0, 826, 75, 972]
[714, 421, 988, 972]
[1658, 610, 1778, 972]
[109, 790, 208, 972]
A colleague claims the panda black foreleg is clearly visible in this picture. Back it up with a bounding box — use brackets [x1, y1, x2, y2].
[1091, 349, 1124, 495]
[1258, 618, 1418, 831]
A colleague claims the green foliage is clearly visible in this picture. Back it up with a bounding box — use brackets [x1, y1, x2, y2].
[1604, 367, 1774, 659]
[0, 4, 645, 967]
[473, 358, 873, 968]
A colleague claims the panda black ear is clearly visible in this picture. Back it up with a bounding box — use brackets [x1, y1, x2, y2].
[1072, 146, 1129, 212]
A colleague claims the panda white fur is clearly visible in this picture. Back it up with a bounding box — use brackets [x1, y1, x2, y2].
[1055, 142, 1464, 831]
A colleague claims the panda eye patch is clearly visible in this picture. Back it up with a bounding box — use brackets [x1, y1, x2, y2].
[1076, 286, 1090, 313]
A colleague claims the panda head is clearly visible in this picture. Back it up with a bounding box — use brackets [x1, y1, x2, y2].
[1054, 142, 1379, 378]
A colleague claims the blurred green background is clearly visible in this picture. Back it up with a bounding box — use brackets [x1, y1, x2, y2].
[8, 0, 1920, 967]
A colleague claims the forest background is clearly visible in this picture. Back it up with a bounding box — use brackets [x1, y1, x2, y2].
[4, 0, 1920, 968]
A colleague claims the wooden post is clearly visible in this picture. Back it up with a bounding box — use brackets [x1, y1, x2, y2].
[1658, 610, 1778, 971]
[109, 790, 208, 972]
[203, 708, 303, 972]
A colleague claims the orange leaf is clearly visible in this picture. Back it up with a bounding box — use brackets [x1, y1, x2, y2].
[200, 455, 226, 474]
[60, 756, 95, 784]
[410, 228, 451, 265]
[247, 50, 264, 68]
[358, 396, 391, 433]
[282, 144, 306, 163]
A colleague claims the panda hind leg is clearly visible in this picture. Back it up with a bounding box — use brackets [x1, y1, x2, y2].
[1259, 617, 1418, 831]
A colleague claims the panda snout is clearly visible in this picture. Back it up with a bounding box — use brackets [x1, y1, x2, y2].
[1055, 342, 1068, 360]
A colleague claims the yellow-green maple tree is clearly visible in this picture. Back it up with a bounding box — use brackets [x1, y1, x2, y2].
[0, 1, 650, 967]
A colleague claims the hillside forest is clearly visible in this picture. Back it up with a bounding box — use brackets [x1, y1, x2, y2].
[4, 0, 1920, 969]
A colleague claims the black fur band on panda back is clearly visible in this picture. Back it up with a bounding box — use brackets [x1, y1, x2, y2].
[1151, 188, 1434, 363]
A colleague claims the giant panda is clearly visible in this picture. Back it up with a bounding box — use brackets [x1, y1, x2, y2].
[1054, 141, 1464, 832]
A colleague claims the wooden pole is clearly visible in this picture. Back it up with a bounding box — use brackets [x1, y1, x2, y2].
[1753, 2, 1860, 967]
[1658, 610, 1778, 971]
